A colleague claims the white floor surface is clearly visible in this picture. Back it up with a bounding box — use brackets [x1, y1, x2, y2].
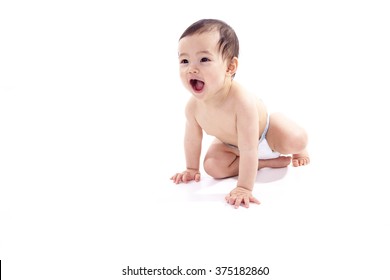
[1, 1, 390, 279]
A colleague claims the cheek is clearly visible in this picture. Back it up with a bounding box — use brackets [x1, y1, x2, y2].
[179, 71, 189, 88]
[209, 71, 226, 85]
[179, 67, 186, 77]
[179, 70, 187, 82]
[209, 65, 226, 79]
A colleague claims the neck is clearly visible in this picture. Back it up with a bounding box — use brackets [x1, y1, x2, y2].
[203, 79, 234, 106]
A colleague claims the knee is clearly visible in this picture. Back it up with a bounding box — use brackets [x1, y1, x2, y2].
[288, 129, 308, 152]
[203, 157, 227, 179]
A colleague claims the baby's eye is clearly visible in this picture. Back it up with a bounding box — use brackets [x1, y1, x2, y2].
[200, 57, 210, 62]
[180, 59, 189, 64]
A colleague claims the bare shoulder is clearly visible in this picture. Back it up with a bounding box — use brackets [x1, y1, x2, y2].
[185, 97, 198, 120]
[231, 83, 262, 113]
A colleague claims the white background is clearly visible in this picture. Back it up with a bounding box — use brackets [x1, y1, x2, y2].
[1, 0, 389, 279]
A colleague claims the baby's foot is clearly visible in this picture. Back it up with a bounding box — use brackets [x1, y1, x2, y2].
[258, 156, 292, 169]
[292, 150, 310, 167]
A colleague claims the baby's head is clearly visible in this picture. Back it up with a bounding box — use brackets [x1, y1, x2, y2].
[179, 19, 239, 63]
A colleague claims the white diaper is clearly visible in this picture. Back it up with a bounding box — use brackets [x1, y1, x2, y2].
[258, 138, 280, 160]
[257, 113, 281, 160]
[224, 113, 281, 160]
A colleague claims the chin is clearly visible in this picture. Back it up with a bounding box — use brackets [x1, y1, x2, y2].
[191, 91, 205, 99]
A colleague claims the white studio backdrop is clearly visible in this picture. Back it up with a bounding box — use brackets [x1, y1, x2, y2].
[1, 0, 389, 279]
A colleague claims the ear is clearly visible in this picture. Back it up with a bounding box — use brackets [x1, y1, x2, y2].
[226, 57, 238, 77]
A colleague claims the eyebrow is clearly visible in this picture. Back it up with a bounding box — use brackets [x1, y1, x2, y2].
[178, 50, 213, 58]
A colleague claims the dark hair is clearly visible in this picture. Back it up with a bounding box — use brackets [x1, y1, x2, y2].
[179, 19, 239, 62]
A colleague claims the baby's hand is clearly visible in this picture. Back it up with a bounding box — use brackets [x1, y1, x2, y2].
[225, 186, 260, 209]
[170, 169, 201, 184]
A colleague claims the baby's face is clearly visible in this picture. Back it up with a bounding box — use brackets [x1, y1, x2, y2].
[178, 30, 230, 99]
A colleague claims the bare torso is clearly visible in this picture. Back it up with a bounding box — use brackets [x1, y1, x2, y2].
[193, 82, 268, 146]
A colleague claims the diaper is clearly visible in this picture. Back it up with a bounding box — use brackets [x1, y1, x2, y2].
[258, 138, 280, 160]
[257, 113, 281, 160]
[224, 113, 281, 160]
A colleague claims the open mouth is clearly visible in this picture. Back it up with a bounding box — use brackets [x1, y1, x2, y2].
[190, 79, 205, 92]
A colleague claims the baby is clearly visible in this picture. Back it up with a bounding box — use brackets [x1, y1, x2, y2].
[171, 19, 310, 208]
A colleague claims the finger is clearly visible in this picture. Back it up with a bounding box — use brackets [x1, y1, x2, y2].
[244, 197, 250, 208]
[229, 195, 237, 205]
[183, 172, 189, 183]
[234, 197, 242, 208]
[175, 174, 183, 184]
[249, 196, 260, 205]
[195, 172, 201, 182]
[226, 194, 234, 205]
[171, 174, 180, 182]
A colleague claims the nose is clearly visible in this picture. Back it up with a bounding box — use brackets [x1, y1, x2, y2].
[188, 64, 199, 74]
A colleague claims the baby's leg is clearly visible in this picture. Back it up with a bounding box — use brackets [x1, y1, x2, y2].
[258, 156, 292, 169]
[266, 112, 310, 167]
[203, 139, 291, 179]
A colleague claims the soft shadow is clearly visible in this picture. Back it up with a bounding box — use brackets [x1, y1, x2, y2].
[177, 177, 232, 203]
[170, 168, 288, 203]
[255, 167, 289, 183]
[186, 193, 226, 202]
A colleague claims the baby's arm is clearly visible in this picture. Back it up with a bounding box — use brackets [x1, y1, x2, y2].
[171, 101, 203, 184]
[225, 101, 260, 208]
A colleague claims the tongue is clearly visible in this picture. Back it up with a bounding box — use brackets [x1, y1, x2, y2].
[195, 80, 204, 91]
